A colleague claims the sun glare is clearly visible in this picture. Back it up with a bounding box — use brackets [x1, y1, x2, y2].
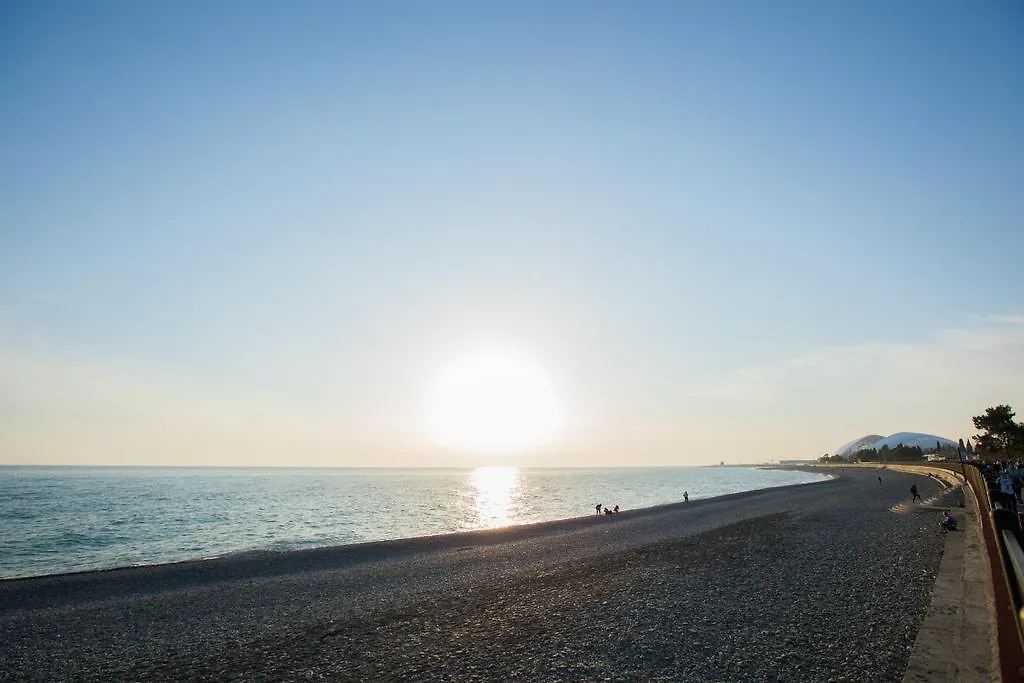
[469, 466, 522, 528]
[426, 349, 562, 454]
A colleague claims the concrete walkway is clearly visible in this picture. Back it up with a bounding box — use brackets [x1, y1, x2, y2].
[901, 471, 1000, 682]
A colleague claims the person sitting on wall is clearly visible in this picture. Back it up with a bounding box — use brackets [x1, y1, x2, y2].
[940, 510, 957, 532]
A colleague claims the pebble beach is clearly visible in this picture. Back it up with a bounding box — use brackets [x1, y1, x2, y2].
[0, 468, 957, 682]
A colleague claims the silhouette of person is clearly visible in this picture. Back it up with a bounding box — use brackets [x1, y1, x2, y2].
[683, 491, 689, 503]
[910, 484, 921, 502]
[595, 503, 602, 515]
[613, 505, 619, 513]
[878, 476, 882, 484]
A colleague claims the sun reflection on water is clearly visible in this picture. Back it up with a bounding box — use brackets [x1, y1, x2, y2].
[469, 466, 522, 529]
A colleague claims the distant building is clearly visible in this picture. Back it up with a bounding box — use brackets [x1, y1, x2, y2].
[833, 432, 957, 459]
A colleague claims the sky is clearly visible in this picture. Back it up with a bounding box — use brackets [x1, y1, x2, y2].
[1, 0, 1022, 467]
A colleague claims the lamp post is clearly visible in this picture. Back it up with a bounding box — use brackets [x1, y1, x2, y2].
[958, 443, 968, 479]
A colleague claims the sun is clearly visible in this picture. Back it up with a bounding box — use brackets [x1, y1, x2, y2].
[425, 349, 562, 454]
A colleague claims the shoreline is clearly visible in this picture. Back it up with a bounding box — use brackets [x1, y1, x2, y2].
[1, 470, 832, 584]
[2, 468, 958, 681]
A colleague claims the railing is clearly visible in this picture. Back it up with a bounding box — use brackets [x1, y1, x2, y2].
[961, 463, 1024, 680]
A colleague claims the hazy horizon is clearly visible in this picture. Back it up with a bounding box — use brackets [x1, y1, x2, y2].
[2, 1, 1022, 468]
[0, 463, 773, 469]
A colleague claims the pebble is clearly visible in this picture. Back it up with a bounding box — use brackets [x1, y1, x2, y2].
[0, 469, 948, 682]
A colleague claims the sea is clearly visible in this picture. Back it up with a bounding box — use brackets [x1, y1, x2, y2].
[0, 466, 828, 580]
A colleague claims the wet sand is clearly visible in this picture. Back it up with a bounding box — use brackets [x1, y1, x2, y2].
[0, 468, 953, 681]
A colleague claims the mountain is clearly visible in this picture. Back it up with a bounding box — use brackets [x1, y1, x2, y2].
[833, 432, 957, 458]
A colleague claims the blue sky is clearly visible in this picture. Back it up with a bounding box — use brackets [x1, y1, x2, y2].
[2, 1, 1022, 466]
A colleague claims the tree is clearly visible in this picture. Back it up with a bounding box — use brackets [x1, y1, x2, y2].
[972, 405, 1024, 458]
[853, 448, 878, 462]
[890, 444, 925, 461]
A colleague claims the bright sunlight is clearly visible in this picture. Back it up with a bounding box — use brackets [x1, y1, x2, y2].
[468, 466, 522, 528]
[425, 349, 562, 454]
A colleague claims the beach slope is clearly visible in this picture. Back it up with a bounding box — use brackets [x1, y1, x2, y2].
[1, 468, 954, 681]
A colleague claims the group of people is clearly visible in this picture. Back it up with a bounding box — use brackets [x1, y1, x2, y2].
[593, 489, 697, 517]
[981, 461, 1023, 513]
[594, 489, 693, 516]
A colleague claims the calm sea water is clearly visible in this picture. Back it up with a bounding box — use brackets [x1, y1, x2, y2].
[0, 466, 827, 580]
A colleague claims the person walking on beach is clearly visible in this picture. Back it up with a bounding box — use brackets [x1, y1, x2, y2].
[595, 503, 602, 515]
[683, 491, 689, 503]
[910, 484, 921, 503]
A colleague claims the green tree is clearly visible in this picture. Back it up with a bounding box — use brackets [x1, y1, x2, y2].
[853, 448, 878, 462]
[972, 405, 1024, 458]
